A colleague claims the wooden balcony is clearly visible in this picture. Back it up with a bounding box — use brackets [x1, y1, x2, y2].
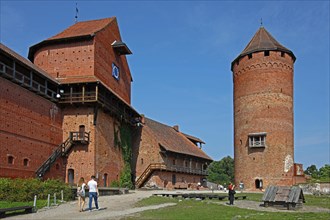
[0, 61, 58, 101]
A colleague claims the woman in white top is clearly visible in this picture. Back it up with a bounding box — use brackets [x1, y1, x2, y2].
[77, 177, 86, 212]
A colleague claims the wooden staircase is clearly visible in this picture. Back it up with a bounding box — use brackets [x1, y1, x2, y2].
[35, 132, 90, 178]
[135, 163, 166, 188]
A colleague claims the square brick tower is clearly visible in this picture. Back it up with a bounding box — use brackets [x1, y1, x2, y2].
[231, 26, 302, 190]
[28, 17, 140, 185]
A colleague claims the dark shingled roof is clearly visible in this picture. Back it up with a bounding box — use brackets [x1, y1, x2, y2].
[231, 26, 296, 69]
[28, 17, 116, 61]
[144, 117, 212, 161]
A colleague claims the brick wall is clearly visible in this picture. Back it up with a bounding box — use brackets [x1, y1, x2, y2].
[33, 40, 95, 79]
[94, 18, 132, 104]
[232, 51, 295, 190]
[0, 77, 63, 179]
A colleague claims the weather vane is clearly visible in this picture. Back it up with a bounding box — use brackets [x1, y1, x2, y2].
[260, 18, 263, 27]
[75, 3, 79, 23]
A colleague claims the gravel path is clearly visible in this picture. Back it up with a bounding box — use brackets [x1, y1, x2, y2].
[6, 190, 330, 219]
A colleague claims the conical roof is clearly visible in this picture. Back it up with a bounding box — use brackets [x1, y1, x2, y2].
[231, 27, 296, 69]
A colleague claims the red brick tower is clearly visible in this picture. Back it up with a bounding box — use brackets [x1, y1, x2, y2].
[28, 17, 139, 185]
[231, 26, 296, 190]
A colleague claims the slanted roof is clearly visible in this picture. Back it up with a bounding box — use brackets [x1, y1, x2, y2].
[262, 185, 305, 204]
[231, 26, 296, 69]
[28, 17, 116, 61]
[144, 117, 212, 161]
[48, 17, 115, 40]
[182, 132, 205, 144]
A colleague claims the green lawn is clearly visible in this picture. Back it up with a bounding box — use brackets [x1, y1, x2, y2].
[124, 194, 330, 220]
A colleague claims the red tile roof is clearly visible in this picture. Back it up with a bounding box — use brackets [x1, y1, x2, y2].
[28, 17, 116, 61]
[144, 117, 212, 161]
[48, 17, 115, 40]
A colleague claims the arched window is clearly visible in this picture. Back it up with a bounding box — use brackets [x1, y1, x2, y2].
[8, 155, 14, 164]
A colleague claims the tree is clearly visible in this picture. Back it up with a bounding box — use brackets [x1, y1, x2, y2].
[319, 164, 330, 181]
[207, 156, 234, 186]
[304, 165, 319, 178]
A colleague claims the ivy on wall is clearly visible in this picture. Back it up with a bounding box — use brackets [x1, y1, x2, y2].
[111, 123, 133, 189]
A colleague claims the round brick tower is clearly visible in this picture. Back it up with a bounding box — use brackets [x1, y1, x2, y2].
[231, 26, 296, 190]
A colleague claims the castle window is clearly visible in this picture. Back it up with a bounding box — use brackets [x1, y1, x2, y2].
[248, 54, 252, 59]
[23, 158, 29, 167]
[248, 132, 267, 148]
[141, 158, 144, 165]
[264, 51, 270, 56]
[8, 155, 14, 164]
[281, 52, 285, 57]
[173, 159, 176, 165]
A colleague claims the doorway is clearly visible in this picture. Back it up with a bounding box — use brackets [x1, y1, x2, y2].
[79, 125, 85, 140]
[68, 169, 74, 185]
[255, 179, 263, 189]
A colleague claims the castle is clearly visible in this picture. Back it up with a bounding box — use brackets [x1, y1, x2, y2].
[231, 26, 306, 190]
[0, 17, 212, 189]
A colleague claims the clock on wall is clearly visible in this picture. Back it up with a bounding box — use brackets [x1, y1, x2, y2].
[112, 63, 120, 80]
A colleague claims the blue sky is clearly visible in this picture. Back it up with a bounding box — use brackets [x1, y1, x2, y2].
[1, 1, 329, 169]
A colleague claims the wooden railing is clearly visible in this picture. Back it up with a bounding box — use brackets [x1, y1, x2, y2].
[0, 61, 58, 101]
[135, 163, 208, 188]
[135, 163, 166, 188]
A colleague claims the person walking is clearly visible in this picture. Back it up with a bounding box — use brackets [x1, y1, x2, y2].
[87, 175, 99, 211]
[228, 183, 236, 205]
[77, 177, 86, 212]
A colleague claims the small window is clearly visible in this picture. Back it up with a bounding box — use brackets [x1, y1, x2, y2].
[23, 158, 29, 167]
[173, 159, 176, 165]
[281, 52, 285, 57]
[141, 158, 144, 165]
[185, 161, 188, 167]
[248, 54, 252, 59]
[264, 51, 270, 56]
[248, 133, 267, 148]
[8, 156, 14, 164]
[55, 164, 60, 170]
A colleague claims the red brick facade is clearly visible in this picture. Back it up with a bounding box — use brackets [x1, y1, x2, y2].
[0, 76, 63, 179]
[0, 17, 212, 189]
[232, 27, 305, 190]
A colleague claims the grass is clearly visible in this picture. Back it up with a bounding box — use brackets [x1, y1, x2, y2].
[0, 199, 65, 216]
[123, 193, 330, 220]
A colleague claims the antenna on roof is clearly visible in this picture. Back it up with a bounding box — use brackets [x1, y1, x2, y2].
[75, 2, 79, 23]
[260, 18, 263, 27]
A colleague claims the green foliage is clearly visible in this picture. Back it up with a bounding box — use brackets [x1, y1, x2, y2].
[119, 123, 133, 189]
[305, 165, 319, 178]
[319, 164, 330, 181]
[0, 178, 73, 202]
[207, 156, 234, 186]
[305, 164, 330, 182]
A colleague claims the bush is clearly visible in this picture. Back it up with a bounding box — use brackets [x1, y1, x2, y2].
[0, 178, 73, 202]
